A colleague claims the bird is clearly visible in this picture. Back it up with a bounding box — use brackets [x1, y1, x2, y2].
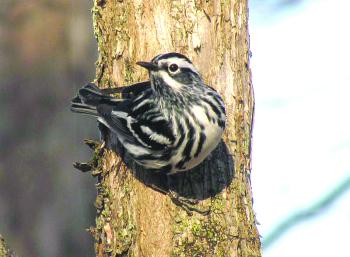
[71, 52, 226, 174]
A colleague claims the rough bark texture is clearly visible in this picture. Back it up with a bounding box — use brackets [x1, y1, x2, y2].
[88, 0, 260, 256]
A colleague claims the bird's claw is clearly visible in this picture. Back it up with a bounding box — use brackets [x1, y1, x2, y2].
[168, 190, 210, 216]
[74, 139, 105, 174]
[84, 139, 101, 150]
[73, 162, 93, 172]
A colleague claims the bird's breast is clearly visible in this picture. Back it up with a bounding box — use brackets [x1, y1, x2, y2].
[168, 104, 224, 172]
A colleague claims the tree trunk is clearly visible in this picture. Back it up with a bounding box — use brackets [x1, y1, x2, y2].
[88, 0, 260, 256]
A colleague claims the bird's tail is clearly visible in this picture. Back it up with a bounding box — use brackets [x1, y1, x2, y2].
[70, 83, 117, 116]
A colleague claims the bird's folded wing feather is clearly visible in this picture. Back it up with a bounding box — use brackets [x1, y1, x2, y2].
[100, 81, 151, 98]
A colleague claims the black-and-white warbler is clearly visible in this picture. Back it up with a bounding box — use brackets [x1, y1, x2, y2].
[71, 53, 226, 174]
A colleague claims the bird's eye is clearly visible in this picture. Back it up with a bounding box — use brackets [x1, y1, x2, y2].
[168, 63, 179, 73]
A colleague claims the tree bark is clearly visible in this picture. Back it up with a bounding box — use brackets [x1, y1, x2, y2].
[88, 0, 260, 256]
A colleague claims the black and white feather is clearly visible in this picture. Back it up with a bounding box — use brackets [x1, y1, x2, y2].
[71, 53, 226, 173]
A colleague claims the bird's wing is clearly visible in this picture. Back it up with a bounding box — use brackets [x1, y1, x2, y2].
[96, 103, 138, 144]
[126, 93, 176, 150]
[100, 81, 151, 98]
[72, 82, 175, 151]
[99, 101, 175, 151]
[71, 83, 136, 143]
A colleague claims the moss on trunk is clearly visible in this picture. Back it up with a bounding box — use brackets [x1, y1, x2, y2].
[0, 235, 16, 257]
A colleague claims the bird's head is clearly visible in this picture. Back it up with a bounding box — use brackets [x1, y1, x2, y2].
[137, 53, 202, 95]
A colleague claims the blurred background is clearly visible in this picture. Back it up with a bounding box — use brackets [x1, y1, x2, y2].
[0, 0, 349, 257]
[250, 0, 350, 256]
[0, 1, 97, 256]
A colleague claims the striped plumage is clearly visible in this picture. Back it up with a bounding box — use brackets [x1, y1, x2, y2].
[71, 53, 226, 174]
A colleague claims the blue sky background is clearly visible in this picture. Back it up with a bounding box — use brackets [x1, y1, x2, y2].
[250, 0, 350, 256]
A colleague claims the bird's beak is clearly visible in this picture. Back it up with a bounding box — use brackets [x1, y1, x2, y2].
[136, 61, 158, 71]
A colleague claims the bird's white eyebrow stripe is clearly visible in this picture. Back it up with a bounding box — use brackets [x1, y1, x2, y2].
[158, 57, 199, 75]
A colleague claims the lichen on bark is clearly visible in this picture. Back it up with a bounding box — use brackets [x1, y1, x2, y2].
[0, 235, 16, 257]
[87, 0, 261, 256]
